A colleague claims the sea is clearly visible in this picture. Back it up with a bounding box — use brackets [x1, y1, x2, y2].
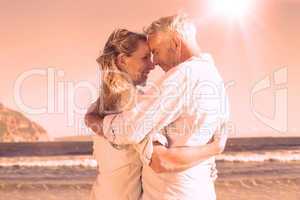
[0, 137, 299, 200]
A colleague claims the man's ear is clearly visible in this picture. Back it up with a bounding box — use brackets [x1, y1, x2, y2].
[171, 34, 181, 51]
[116, 53, 127, 71]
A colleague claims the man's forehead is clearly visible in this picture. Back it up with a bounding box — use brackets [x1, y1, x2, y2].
[148, 31, 172, 48]
[148, 32, 165, 45]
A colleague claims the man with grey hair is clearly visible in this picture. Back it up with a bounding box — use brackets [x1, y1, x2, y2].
[98, 14, 229, 199]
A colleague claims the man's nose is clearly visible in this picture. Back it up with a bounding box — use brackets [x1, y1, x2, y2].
[152, 55, 159, 66]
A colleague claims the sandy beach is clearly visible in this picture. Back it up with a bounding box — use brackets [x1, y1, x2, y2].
[0, 160, 299, 200]
[0, 176, 299, 200]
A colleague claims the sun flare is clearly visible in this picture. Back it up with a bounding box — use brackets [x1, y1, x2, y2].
[210, 0, 253, 19]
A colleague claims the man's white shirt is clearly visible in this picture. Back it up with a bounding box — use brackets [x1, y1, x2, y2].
[103, 54, 230, 200]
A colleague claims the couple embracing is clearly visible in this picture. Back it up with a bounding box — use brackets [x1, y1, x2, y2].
[85, 14, 230, 200]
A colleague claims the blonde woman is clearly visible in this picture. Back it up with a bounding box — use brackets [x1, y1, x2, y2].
[86, 29, 153, 200]
[86, 29, 227, 200]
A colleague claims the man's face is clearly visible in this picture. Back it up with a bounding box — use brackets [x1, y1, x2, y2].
[123, 41, 154, 86]
[148, 31, 179, 72]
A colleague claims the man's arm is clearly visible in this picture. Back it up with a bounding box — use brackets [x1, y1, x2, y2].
[103, 65, 192, 144]
[103, 59, 227, 146]
[150, 124, 228, 173]
[150, 144, 216, 173]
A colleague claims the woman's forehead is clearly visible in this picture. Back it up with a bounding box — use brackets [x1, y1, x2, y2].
[133, 41, 150, 56]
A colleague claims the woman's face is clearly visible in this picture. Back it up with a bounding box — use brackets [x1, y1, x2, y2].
[121, 41, 155, 86]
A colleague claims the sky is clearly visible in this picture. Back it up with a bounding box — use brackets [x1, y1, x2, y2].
[0, 0, 299, 138]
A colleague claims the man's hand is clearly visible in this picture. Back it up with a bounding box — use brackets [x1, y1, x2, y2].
[210, 123, 228, 154]
[210, 162, 218, 181]
[84, 98, 105, 137]
[84, 114, 104, 137]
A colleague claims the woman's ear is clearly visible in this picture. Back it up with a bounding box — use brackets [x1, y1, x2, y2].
[116, 53, 128, 71]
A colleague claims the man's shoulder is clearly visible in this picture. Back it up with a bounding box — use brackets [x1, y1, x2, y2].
[164, 55, 210, 78]
[154, 54, 220, 88]
[178, 54, 221, 82]
[177, 53, 214, 71]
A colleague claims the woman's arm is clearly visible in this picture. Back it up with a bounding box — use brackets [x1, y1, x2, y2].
[150, 124, 227, 173]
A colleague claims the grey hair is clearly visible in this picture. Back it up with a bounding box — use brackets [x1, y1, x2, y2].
[144, 14, 197, 42]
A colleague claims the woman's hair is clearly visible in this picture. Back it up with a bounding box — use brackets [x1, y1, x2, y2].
[96, 29, 147, 116]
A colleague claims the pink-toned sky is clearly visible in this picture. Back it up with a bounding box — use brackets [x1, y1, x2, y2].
[0, 0, 299, 138]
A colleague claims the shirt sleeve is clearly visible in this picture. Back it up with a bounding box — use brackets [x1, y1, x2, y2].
[102, 64, 192, 145]
[133, 132, 168, 165]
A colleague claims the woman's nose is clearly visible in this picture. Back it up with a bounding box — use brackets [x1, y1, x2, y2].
[148, 61, 155, 70]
